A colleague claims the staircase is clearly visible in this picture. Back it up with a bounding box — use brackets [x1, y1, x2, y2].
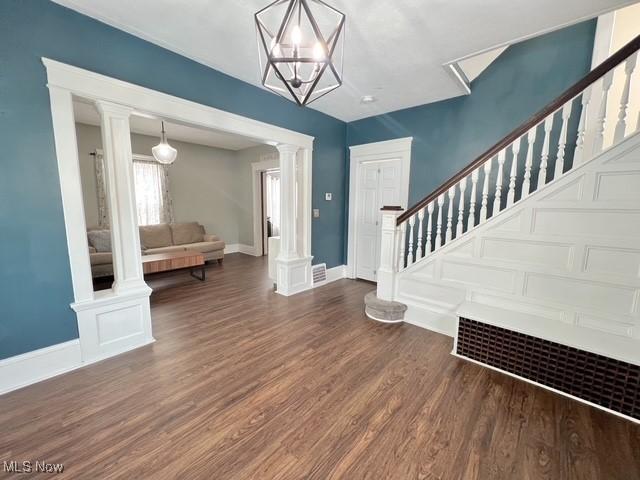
[370, 35, 640, 421]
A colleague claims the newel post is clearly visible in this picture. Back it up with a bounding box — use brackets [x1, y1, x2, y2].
[377, 206, 404, 302]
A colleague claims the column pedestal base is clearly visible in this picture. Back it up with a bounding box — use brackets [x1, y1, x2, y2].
[275, 256, 313, 296]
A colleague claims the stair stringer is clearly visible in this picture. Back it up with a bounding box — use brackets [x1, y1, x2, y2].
[395, 132, 640, 347]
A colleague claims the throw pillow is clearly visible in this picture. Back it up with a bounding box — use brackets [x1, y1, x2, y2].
[87, 230, 112, 253]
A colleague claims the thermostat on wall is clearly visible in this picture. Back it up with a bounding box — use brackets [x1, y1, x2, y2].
[325, 193, 332, 201]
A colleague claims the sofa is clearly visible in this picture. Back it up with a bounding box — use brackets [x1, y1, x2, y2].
[88, 222, 225, 278]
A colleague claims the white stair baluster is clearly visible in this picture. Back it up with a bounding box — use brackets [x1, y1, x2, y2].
[493, 150, 506, 215]
[407, 215, 415, 266]
[554, 101, 573, 179]
[507, 138, 520, 207]
[593, 70, 614, 154]
[467, 169, 479, 230]
[445, 186, 455, 243]
[416, 208, 425, 260]
[480, 158, 492, 222]
[426, 201, 434, 254]
[538, 115, 554, 189]
[435, 194, 444, 248]
[523, 127, 536, 197]
[574, 87, 591, 165]
[614, 52, 638, 143]
[398, 221, 406, 270]
[456, 177, 467, 237]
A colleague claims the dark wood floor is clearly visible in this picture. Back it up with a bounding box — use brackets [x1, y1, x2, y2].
[1, 254, 639, 479]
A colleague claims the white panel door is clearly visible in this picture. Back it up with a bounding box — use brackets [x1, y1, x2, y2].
[356, 159, 402, 281]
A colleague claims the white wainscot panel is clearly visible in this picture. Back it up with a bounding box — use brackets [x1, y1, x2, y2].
[594, 171, 640, 202]
[540, 175, 584, 202]
[583, 246, 640, 278]
[440, 261, 516, 294]
[446, 238, 474, 258]
[397, 275, 466, 308]
[576, 312, 635, 338]
[532, 209, 640, 239]
[524, 273, 637, 315]
[486, 211, 522, 233]
[469, 291, 568, 323]
[480, 238, 573, 270]
[97, 304, 144, 346]
[407, 259, 436, 278]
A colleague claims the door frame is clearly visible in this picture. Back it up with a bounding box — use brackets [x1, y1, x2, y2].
[347, 137, 412, 279]
[251, 154, 279, 256]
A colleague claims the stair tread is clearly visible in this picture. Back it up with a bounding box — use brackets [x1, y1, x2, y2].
[457, 302, 640, 366]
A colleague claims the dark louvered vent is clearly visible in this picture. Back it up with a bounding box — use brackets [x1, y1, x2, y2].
[456, 317, 640, 420]
[312, 263, 327, 284]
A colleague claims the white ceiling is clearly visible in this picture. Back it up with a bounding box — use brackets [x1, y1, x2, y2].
[458, 46, 508, 83]
[55, 0, 637, 122]
[73, 101, 262, 151]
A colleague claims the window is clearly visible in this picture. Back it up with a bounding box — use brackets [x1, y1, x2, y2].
[132, 159, 173, 226]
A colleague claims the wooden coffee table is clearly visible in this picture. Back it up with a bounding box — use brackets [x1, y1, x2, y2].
[141, 250, 206, 281]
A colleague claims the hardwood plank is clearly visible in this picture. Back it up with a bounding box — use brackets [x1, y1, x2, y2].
[0, 253, 639, 479]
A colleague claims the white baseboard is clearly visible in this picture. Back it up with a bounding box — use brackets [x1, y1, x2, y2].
[225, 243, 259, 256]
[313, 264, 347, 288]
[326, 265, 347, 284]
[0, 340, 82, 395]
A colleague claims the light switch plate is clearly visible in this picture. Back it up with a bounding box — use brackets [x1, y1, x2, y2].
[313, 208, 320, 218]
[325, 192, 332, 201]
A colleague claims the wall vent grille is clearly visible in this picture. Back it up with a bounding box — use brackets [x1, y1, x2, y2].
[312, 263, 327, 284]
[456, 317, 640, 420]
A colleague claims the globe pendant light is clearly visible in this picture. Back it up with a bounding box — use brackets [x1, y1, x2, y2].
[255, 0, 345, 106]
[152, 121, 177, 165]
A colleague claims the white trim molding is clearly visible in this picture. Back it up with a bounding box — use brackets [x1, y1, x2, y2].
[347, 137, 413, 279]
[325, 265, 347, 284]
[0, 341, 82, 395]
[41, 57, 315, 387]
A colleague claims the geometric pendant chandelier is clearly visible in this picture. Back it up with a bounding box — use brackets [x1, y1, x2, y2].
[255, 0, 345, 106]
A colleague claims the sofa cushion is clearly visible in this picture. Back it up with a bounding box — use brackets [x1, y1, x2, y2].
[186, 240, 225, 254]
[143, 245, 188, 255]
[171, 222, 205, 245]
[140, 224, 172, 249]
[90, 252, 113, 266]
[87, 230, 112, 253]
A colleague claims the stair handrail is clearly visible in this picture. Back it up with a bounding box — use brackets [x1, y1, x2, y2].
[397, 33, 640, 225]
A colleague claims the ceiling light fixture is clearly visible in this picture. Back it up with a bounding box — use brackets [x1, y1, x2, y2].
[152, 121, 177, 165]
[255, 0, 345, 106]
[360, 95, 377, 104]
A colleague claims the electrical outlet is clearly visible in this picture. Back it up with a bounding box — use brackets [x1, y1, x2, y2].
[325, 192, 332, 201]
[313, 208, 320, 218]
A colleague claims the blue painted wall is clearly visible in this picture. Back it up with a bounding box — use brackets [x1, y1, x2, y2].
[0, 1, 596, 361]
[346, 20, 596, 250]
[0, 0, 347, 359]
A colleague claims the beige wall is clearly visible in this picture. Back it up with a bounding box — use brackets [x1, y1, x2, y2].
[75, 123, 276, 247]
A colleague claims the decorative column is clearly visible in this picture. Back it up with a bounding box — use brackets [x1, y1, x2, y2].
[277, 144, 299, 260]
[275, 144, 312, 295]
[95, 101, 149, 295]
[377, 207, 404, 301]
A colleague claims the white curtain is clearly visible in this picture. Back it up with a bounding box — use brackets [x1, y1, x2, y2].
[133, 159, 174, 226]
[94, 152, 109, 228]
[266, 171, 280, 236]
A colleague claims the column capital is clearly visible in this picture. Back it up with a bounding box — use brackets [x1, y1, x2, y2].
[94, 100, 133, 118]
[276, 143, 300, 156]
